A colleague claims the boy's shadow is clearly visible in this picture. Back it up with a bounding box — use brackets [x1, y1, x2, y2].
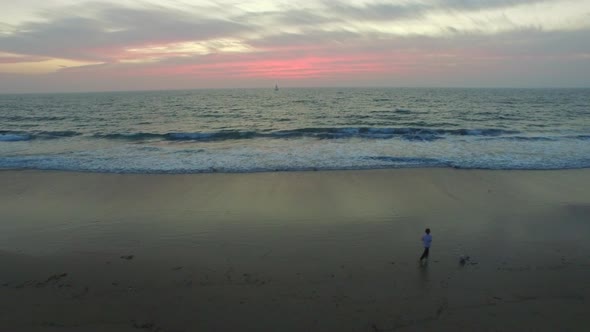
[418, 259, 429, 283]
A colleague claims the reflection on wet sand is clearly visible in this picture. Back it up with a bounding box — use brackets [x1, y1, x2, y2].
[0, 169, 589, 331]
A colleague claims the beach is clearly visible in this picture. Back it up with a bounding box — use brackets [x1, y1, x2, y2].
[1, 168, 589, 331]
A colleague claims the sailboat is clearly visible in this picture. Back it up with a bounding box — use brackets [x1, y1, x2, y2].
[274, 84, 279, 91]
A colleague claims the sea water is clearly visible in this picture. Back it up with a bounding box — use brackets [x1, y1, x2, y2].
[1, 88, 589, 173]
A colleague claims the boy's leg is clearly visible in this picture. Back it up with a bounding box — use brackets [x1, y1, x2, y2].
[420, 248, 429, 260]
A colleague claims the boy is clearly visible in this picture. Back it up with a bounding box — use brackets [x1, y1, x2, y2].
[420, 228, 432, 261]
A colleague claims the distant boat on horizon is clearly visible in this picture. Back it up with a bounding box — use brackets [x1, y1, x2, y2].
[274, 84, 279, 91]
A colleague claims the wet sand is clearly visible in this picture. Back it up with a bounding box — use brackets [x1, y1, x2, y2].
[1, 169, 589, 331]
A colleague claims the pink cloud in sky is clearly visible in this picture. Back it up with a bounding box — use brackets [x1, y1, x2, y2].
[135, 53, 396, 80]
[56, 38, 414, 81]
[51, 38, 579, 89]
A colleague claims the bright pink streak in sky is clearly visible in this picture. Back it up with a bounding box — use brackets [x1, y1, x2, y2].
[138, 53, 399, 80]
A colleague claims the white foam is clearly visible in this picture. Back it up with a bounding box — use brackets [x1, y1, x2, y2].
[1, 136, 590, 173]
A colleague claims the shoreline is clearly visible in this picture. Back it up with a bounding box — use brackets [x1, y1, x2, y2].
[1, 168, 589, 331]
[3, 164, 590, 175]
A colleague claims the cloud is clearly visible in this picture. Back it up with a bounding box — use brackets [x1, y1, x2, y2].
[0, 2, 252, 62]
[435, 0, 548, 10]
[0, 52, 47, 64]
[2, 0, 585, 63]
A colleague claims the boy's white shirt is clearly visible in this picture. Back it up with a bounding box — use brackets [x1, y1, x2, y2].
[422, 234, 432, 248]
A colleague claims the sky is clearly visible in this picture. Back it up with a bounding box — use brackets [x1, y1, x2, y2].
[0, 0, 589, 93]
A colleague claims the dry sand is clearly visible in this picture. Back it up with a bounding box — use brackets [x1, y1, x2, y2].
[0, 168, 589, 331]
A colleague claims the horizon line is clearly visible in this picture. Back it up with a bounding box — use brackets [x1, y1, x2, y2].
[2, 85, 590, 95]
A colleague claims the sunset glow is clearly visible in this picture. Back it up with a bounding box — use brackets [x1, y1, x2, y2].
[1, 0, 589, 92]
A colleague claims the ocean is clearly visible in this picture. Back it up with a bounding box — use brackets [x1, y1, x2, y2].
[1, 88, 589, 173]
